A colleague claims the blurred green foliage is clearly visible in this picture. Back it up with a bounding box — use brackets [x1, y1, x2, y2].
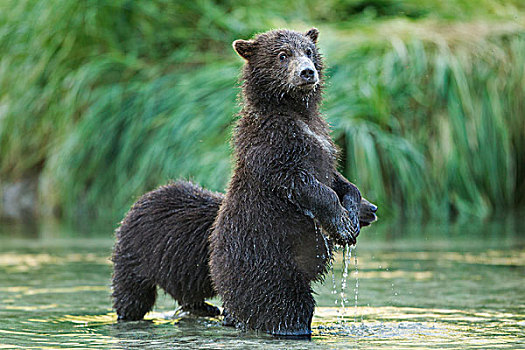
[0, 0, 524, 224]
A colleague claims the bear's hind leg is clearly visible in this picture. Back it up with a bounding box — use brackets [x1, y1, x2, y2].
[112, 271, 157, 321]
[219, 271, 315, 336]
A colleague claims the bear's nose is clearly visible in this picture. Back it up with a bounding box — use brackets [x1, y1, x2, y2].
[370, 204, 378, 213]
[300, 68, 316, 83]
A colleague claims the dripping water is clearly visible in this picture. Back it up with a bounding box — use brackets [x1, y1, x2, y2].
[314, 220, 320, 260]
[313, 219, 338, 308]
[336, 244, 360, 328]
[339, 244, 351, 324]
[352, 245, 359, 323]
[331, 260, 337, 306]
[313, 220, 360, 330]
[311, 219, 341, 321]
[313, 219, 331, 261]
[320, 225, 331, 261]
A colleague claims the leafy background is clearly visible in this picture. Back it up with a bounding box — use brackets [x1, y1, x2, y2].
[0, 0, 524, 226]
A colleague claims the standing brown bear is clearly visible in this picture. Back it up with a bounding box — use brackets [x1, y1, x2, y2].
[111, 28, 378, 337]
[209, 28, 363, 336]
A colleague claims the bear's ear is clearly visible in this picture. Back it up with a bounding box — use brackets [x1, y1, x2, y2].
[233, 40, 256, 60]
[305, 28, 319, 44]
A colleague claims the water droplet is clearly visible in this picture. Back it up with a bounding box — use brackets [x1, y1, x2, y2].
[353, 246, 359, 322]
[339, 245, 350, 325]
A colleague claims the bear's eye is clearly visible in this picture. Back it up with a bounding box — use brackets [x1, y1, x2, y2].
[279, 52, 287, 61]
[305, 48, 313, 58]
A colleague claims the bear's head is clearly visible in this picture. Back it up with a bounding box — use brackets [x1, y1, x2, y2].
[233, 28, 323, 106]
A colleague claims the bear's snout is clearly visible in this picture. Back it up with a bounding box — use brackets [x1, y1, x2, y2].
[300, 68, 317, 84]
[290, 56, 319, 87]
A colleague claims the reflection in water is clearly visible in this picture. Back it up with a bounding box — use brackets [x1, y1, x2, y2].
[0, 218, 524, 349]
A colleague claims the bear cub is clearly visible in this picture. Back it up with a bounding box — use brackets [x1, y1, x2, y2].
[208, 27, 362, 336]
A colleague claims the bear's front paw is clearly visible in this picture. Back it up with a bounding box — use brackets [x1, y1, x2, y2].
[327, 209, 359, 246]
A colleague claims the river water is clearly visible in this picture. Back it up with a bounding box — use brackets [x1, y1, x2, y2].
[1, 215, 524, 349]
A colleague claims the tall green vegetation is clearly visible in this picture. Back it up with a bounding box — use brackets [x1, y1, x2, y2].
[325, 26, 525, 218]
[0, 0, 523, 224]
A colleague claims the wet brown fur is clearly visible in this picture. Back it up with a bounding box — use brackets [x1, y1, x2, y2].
[209, 28, 364, 336]
[112, 182, 222, 320]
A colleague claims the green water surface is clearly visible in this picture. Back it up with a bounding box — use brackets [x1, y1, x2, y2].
[1, 216, 524, 349]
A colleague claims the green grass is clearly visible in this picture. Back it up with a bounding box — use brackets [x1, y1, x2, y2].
[0, 0, 524, 225]
[325, 25, 525, 218]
